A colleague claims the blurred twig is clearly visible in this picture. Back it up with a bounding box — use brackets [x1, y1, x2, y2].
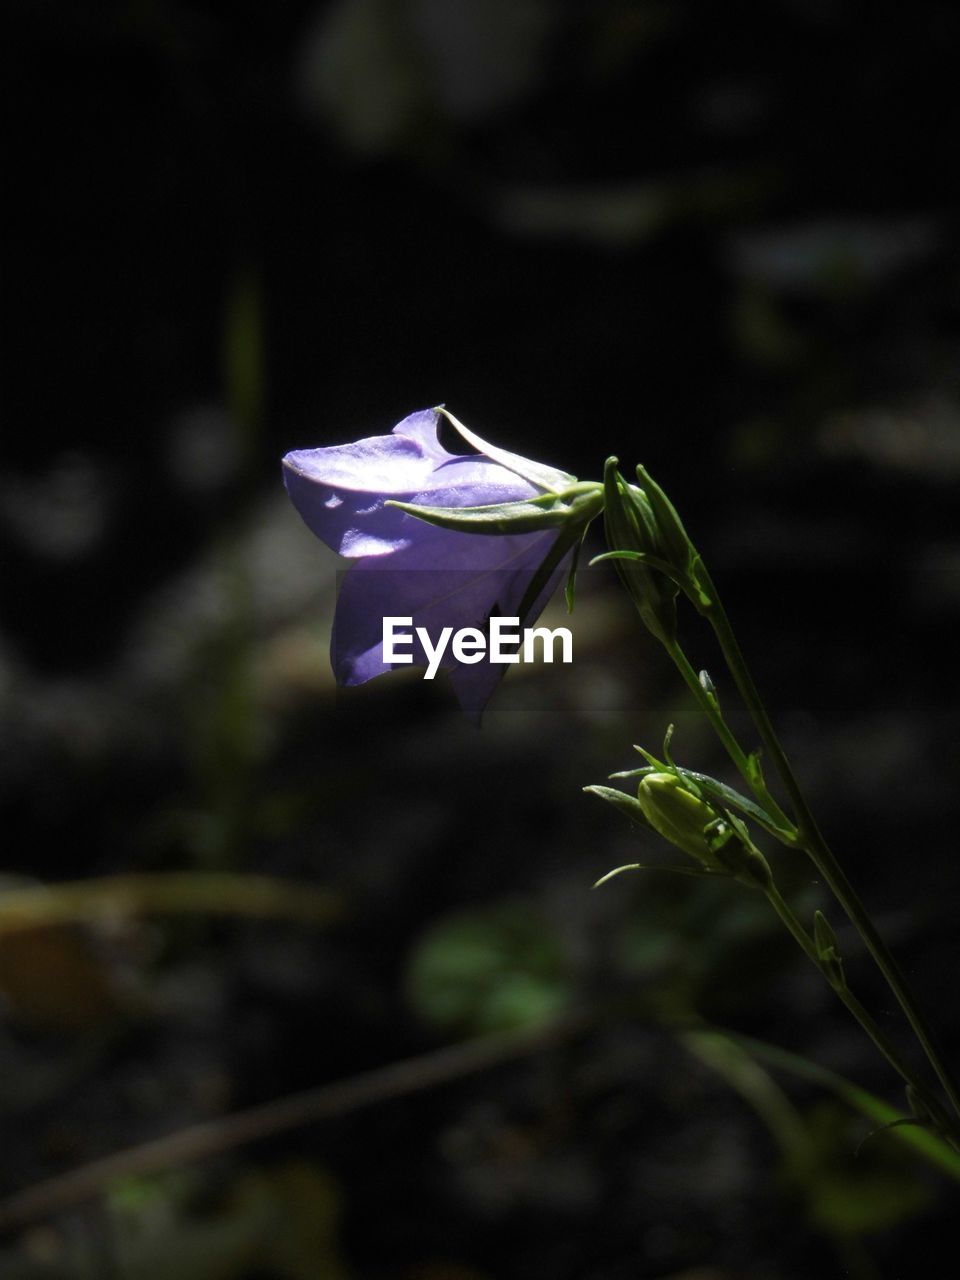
[0, 1013, 590, 1233]
[0, 873, 342, 935]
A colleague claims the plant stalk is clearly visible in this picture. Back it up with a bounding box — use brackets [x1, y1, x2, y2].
[763, 883, 954, 1139]
[697, 565, 960, 1122]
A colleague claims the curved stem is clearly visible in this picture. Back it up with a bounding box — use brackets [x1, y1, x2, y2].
[698, 566, 960, 1122]
[764, 884, 951, 1134]
[662, 637, 795, 838]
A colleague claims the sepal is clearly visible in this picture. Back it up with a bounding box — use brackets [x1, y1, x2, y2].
[438, 407, 576, 492]
[583, 784, 655, 831]
[600, 459, 678, 644]
[634, 463, 698, 579]
[387, 484, 603, 536]
[593, 861, 722, 888]
[634, 463, 712, 607]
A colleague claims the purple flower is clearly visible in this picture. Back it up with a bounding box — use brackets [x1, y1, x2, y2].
[282, 407, 586, 721]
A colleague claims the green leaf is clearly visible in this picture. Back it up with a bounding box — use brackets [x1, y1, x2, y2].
[726, 1030, 960, 1183]
[682, 1029, 935, 1239]
[803, 1100, 933, 1235]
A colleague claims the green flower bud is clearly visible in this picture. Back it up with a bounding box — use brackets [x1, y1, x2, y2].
[636, 772, 772, 888]
[601, 459, 677, 644]
[633, 463, 709, 607]
[636, 773, 728, 871]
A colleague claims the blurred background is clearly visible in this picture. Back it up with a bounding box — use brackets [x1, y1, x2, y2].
[4, 1, 960, 1276]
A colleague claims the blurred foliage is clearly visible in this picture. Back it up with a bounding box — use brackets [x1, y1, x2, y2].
[0, 1163, 346, 1280]
[0, 924, 120, 1035]
[406, 901, 571, 1036]
[802, 1102, 932, 1238]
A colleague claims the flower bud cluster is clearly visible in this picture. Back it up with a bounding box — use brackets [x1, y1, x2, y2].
[597, 455, 714, 644]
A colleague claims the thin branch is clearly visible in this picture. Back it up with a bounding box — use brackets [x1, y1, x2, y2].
[0, 1013, 589, 1234]
[0, 873, 343, 935]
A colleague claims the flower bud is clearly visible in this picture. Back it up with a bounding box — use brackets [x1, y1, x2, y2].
[601, 459, 678, 644]
[636, 773, 727, 870]
[636, 772, 772, 888]
[634, 463, 704, 602]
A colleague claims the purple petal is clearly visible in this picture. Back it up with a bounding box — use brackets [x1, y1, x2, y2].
[390, 407, 452, 458]
[332, 525, 571, 722]
[448, 555, 571, 723]
[283, 409, 539, 558]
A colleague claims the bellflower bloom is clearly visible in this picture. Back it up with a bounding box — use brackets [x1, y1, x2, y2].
[283, 407, 598, 721]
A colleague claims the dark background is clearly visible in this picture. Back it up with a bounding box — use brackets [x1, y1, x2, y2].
[3, 2, 960, 1277]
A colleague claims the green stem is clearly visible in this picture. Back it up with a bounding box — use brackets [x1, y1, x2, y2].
[764, 884, 950, 1131]
[698, 566, 960, 1123]
[662, 637, 795, 838]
